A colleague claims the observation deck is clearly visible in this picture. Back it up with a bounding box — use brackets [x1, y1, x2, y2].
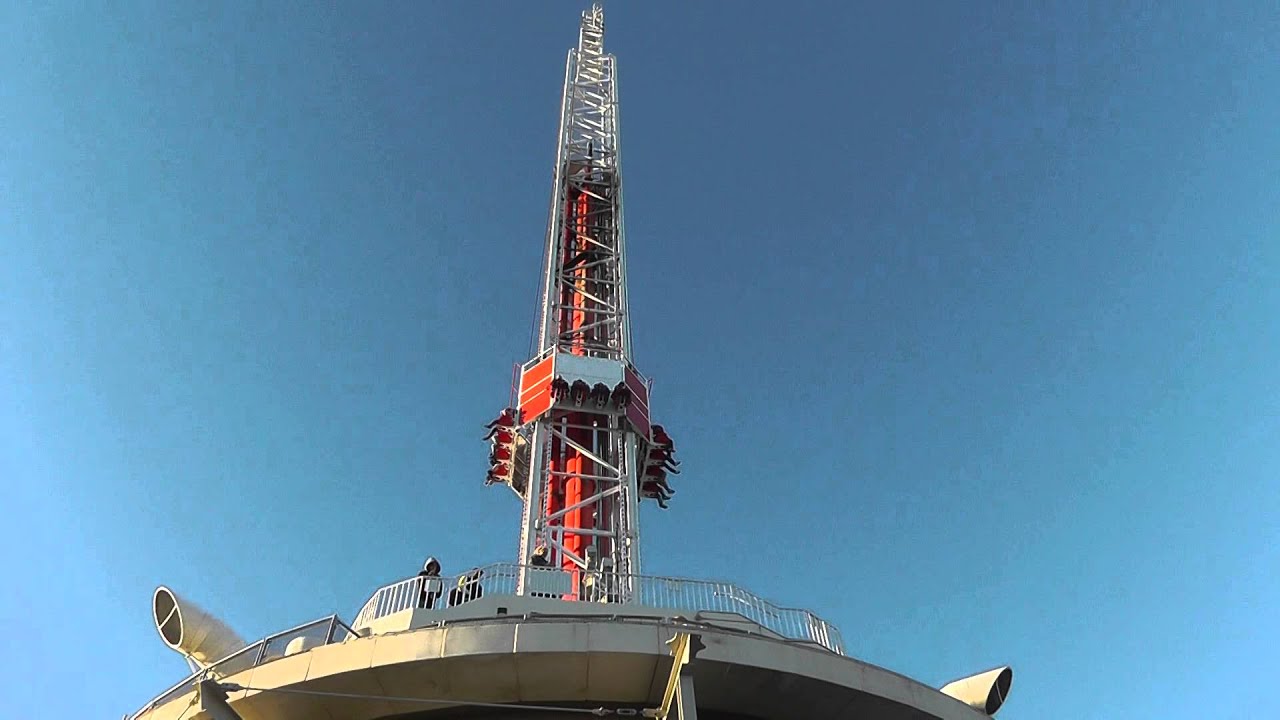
[129, 564, 848, 719]
[353, 563, 845, 654]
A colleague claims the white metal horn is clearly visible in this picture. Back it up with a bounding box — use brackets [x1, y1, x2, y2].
[152, 586, 246, 668]
[940, 666, 1013, 715]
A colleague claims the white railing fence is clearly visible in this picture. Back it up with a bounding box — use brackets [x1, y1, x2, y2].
[354, 563, 845, 655]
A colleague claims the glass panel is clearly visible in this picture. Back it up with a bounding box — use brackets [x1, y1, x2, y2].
[151, 677, 197, 710]
[210, 641, 264, 678]
[259, 619, 332, 663]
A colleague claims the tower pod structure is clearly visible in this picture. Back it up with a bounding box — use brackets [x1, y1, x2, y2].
[127, 6, 1014, 720]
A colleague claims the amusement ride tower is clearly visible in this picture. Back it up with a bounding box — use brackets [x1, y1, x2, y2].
[127, 7, 1015, 720]
[482, 3, 667, 599]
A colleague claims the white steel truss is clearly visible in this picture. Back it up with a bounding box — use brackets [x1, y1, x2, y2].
[536, 4, 631, 361]
[517, 5, 643, 597]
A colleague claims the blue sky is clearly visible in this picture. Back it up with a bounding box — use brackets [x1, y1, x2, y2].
[2, 2, 1278, 718]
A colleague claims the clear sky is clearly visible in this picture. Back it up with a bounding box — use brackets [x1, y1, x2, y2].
[2, 2, 1277, 718]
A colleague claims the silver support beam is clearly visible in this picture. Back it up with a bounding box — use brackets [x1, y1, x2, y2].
[676, 674, 698, 720]
[197, 681, 243, 720]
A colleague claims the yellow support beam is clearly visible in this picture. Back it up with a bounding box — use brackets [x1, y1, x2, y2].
[648, 632, 704, 720]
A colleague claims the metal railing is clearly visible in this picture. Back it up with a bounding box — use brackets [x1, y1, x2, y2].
[354, 563, 846, 655]
[131, 614, 358, 720]
[134, 568, 845, 719]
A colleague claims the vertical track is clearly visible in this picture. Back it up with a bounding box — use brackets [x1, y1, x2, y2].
[557, 185, 601, 585]
[511, 4, 652, 598]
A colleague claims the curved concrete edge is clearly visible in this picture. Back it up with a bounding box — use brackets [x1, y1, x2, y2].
[135, 616, 988, 720]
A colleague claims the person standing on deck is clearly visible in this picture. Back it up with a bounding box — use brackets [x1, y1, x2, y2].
[417, 557, 443, 609]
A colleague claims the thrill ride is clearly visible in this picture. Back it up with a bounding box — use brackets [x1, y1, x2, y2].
[127, 7, 1016, 720]
[482, 4, 675, 599]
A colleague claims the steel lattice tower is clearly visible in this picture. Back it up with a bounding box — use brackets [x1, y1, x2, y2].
[484, 4, 678, 602]
[130, 11, 1017, 720]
